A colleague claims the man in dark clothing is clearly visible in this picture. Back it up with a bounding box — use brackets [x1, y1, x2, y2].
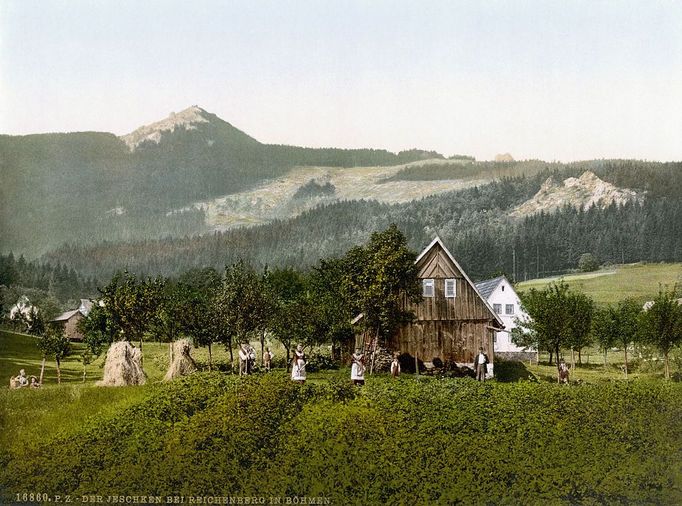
[473, 347, 489, 381]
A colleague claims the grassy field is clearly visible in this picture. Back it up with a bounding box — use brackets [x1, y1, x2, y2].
[516, 262, 682, 306]
[0, 329, 294, 386]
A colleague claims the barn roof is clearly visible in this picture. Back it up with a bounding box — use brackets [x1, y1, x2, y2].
[52, 309, 83, 322]
[417, 237, 505, 329]
[474, 276, 506, 300]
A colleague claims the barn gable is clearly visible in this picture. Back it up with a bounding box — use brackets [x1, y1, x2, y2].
[415, 237, 504, 328]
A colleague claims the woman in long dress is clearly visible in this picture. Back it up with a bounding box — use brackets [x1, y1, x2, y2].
[351, 349, 365, 385]
[291, 344, 306, 383]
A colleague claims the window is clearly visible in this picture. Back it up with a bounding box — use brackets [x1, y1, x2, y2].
[505, 304, 515, 315]
[493, 304, 502, 314]
[445, 279, 456, 298]
[422, 279, 434, 297]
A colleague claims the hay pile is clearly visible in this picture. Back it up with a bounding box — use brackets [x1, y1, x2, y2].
[98, 341, 146, 386]
[164, 338, 197, 381]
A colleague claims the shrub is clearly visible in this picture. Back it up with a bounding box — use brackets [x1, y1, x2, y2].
[304, 352, 339, 372]
[578, 252, 600, 272]
[494, 358, 538, 382]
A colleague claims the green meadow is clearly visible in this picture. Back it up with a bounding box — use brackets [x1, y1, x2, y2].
[516, 262, 682, 307]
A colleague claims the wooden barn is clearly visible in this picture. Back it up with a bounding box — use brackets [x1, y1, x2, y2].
[51, 299, 93, 341]
[358, 237, 504, 374]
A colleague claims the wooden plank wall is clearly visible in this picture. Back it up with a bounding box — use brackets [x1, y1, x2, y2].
[390, 321, 494, 363]
[390, 242, 496, 363]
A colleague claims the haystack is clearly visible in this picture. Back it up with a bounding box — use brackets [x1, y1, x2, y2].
[164, 338, 197, 381]
[98, 341, 146, 386]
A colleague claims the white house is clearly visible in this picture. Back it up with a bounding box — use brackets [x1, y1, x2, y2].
[475, 276, 534, 360]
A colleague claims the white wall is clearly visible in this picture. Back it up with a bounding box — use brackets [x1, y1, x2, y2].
[487, 280, 532, 353]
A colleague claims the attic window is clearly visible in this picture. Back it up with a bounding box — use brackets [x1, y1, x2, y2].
[445, 279, 456, 298]
[423, 279, 434, 297]
[501, 285, 505, 291]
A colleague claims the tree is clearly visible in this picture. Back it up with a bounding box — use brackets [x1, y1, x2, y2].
[98, 272, 163, 356]
[36, 324, 71, 384]
[639, 287, 682, 380]
[615, 298, 642, 378]
[342, 224, 421, 345]
[308, 258, 354, 361]
[267, 267, 312, 370]
[593, 306, 618, 370]
[215, 261, 270, 368]
[78, 303, 111, 356]
[578, 253, 599, 272]
[595, 299, 641, 377]
[176, 268, 223, 370]
[515, 281, 589, 382]
[566, 291, 594, 366]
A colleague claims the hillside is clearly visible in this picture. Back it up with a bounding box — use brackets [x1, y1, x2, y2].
[0, 106, 449, 256]
[516, 263, 682, 306]
[177, 159, 487, 230]
[41, 160, 682, 282]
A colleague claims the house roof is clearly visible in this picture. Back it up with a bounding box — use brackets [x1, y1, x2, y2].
[474, 276, 506, 300]
[417, 237, 505, 329]
[52, 309, 83, 322]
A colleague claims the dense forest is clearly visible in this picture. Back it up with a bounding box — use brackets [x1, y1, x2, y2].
[39, 160, 682, 283]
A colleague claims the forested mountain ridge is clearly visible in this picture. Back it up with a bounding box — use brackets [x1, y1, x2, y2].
[41, 160, 682, 283]
[0, 106, 448, 256]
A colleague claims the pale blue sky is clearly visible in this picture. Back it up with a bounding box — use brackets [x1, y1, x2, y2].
[2, 0, 681, 161]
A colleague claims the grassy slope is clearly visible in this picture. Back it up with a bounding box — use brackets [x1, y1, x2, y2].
[516, 262, 682, 306]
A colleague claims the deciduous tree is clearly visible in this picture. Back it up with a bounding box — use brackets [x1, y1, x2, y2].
[36, 324, 71, 384]
[639, 287, 682, 380]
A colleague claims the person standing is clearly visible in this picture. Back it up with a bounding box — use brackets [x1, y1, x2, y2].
[390, 354, 401, 378]
[291, 344, 306, 384]
[558, 358, 570, 384]
[263, 347, 273, 372]
[351, 348, 366, 385]
[238, 344, 250, 376]
[473, 347, 489, 382]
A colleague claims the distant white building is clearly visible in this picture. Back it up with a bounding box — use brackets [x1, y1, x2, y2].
[475, 276, 535, 360]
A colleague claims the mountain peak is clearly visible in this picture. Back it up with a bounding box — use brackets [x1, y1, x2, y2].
[120, 105, 212, 151]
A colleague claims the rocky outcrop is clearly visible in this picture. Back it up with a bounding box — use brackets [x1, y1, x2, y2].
[511, 171, 642, 218]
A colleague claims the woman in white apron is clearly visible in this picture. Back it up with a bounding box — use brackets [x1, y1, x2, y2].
[291, 344, 306, 383]
[351, 349, 365, 385]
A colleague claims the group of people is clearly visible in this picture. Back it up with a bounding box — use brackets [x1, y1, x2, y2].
[8, 369, 40, 389]
[291, 345, 402, 385]
[238, 344, 275, 375]
[240, 343, 493, 384]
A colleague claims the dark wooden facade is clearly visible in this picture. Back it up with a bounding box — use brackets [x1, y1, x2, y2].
[370, 237, 503, 365]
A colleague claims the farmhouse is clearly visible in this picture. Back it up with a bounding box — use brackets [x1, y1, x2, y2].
[358, 237, 503, 375]
[475, 276, 535, 361]
[51, 299, 93, 341]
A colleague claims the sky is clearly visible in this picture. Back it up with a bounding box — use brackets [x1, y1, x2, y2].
[1, 0, 682, 161]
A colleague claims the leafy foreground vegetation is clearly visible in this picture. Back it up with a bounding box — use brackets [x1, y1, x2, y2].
[2, 373, 682, 505]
